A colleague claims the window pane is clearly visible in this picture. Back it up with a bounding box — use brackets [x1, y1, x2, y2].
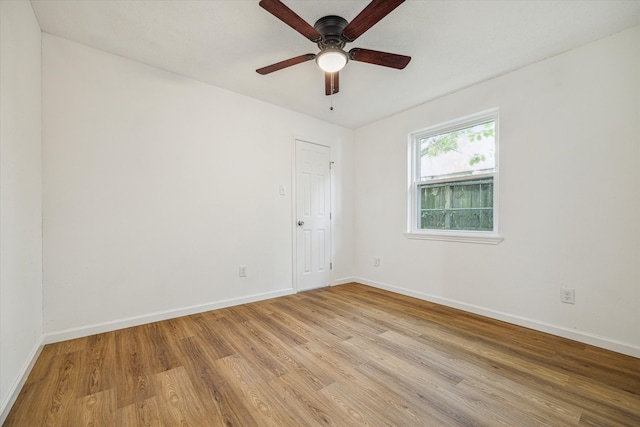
[421, 210, 447, 229]
[419, 121, 495, 180]
[421, 184, 447, 209]
[418, 178, 493, 231]
[450, 180, 493, 209]
[420, 184, 447, 229]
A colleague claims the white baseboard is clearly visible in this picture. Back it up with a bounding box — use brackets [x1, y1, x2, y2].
[354, 277, 640, 359]
[0, 339, 44, 425]
[42, 287, 295, 344]
[333, 276, 357, 286]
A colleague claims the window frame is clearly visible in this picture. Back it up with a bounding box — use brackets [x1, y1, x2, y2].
[406, 108, 503, 244]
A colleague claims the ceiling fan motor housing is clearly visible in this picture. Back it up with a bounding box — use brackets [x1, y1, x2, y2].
[314, 15, 348, 50]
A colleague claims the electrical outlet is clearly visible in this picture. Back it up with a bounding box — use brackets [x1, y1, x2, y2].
[560, 288, 575, 304]
[373, 257, 380, 267]
[239, 265, 247, 277]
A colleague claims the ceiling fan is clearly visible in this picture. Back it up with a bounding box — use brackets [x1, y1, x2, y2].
[256, 0, 411, 96]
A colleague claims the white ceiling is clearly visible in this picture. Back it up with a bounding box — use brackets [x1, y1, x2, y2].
[30, 0, 640, 129]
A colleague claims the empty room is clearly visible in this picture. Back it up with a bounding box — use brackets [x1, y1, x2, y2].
[1, 0, 639, 425]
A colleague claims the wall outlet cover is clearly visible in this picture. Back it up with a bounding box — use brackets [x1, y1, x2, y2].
[561, 288, 575, 304]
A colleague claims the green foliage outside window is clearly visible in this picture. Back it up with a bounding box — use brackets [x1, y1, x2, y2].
[421, 122, 495, 168]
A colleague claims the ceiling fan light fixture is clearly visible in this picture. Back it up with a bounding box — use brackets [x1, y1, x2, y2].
[316, 48, 348, 73]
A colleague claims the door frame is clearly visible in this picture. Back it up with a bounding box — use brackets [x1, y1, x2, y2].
[291, 138, 333, 293]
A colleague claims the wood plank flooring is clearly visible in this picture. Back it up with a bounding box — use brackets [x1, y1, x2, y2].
[4, 283, 640, 426]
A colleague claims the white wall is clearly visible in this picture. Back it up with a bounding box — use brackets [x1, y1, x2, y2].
[42, 34, 353, 339]
[0, 1, 43, 419]
[353, 26, 640, 356]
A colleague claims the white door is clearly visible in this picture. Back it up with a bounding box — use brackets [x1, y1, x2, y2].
[295, 140, 332, 292]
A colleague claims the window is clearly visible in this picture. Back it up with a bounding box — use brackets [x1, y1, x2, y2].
[407, 109, 502, 244]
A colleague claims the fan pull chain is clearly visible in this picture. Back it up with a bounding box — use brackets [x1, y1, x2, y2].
[330, 96, 334, 111]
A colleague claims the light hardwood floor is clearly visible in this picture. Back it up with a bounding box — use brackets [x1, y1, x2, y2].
[4, 283, 640, 426]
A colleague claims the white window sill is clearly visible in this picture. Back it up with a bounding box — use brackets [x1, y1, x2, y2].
[404, 231, 503, 245]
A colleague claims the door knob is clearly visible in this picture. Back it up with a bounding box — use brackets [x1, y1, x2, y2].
[297, 220, 304, 226]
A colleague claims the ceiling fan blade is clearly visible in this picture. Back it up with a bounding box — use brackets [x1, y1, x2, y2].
[259, 0, 322, 42]
[349, 48, 411, 69]
[256, 54, 316, 75]
[325, 72, 339, 95]
[342, 0, 405, 42]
